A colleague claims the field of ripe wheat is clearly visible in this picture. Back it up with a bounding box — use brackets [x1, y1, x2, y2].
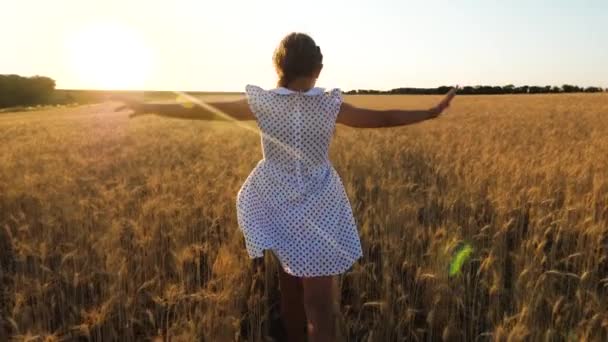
[1, 93, 607, 341]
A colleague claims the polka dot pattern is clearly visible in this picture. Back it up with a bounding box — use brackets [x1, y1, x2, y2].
[236, 84, 363, 277]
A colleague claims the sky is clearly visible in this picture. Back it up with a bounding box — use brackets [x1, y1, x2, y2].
[2, 0, 607, 91]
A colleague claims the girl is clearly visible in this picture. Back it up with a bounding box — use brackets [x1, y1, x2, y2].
[121, 32, 456, 342]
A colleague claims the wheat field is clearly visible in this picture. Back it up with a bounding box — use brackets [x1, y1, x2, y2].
[1, 93, 607, 341]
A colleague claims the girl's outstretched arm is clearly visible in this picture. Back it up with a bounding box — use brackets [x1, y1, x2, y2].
[336, 87, 457, 128]
[116, 97, 256, 121]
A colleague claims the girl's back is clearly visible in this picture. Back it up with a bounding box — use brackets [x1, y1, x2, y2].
[237, 84, 363, 278]
[245, 84, 342, 173]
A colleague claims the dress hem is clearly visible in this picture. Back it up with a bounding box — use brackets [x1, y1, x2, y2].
[246, 247, 363, 278]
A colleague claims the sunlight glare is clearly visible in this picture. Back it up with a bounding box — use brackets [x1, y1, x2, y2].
[66, 22, 154, 90]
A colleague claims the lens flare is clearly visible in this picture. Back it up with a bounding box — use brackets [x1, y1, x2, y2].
[176, 94, 195, 108]
[449, 243, 474, 277]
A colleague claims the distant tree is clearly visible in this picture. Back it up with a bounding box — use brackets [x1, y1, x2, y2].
[584, 86, 602, 93]
[529, 86, 545, 94]
[461, 86, 474, 95]
[561, 84, 581, 93]
[512, 86, 527, 94]
[0, 74, 56, 108]
[437, 86, 450, 94]
[29, 76, 55, 101]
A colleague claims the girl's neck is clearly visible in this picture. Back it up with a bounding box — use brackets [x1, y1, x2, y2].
[281, 77, 317, 92]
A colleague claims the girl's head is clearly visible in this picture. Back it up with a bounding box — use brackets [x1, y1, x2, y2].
[273, 33, 323, 88]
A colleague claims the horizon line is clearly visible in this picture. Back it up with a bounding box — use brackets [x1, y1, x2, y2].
[55, 83, 608, 93]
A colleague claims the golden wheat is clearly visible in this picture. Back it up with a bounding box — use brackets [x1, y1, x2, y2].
[0, 93, 607, 341]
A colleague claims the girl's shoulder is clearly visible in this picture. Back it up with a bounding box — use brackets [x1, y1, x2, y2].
[245, 84, 341, 98]
[245, 85, 342, 115]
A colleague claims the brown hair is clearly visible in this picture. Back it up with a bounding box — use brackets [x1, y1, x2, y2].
[273, 33, 323, 88]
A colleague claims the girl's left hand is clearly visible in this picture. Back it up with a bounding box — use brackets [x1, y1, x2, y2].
[113, 97, 146, 117]
[429, 86, 458, 117]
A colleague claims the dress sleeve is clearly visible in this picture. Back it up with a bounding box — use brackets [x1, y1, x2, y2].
[245, 84, 267, 118]
[327, 88, 343, 118]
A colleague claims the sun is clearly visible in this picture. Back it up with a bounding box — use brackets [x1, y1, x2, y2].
[66, 22, 154, 90]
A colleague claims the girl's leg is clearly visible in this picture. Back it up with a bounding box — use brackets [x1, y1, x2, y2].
[302, 275, 339, 342]
[276, 257, 307, 342]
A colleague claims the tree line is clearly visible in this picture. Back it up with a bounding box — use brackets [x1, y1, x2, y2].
[345, 84, 607, 95]
[0, 74, 56, 108]
[2, 74, 606, 110]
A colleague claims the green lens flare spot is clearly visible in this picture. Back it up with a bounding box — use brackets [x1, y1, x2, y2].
[449, 243, 474, 277]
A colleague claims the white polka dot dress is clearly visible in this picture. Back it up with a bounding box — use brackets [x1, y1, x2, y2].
[236, 84, 363, 277]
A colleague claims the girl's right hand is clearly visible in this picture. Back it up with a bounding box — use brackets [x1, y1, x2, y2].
[429, 86, 458, 118]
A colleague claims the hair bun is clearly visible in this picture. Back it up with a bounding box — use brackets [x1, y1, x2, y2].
[273, 33, 324, 88]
